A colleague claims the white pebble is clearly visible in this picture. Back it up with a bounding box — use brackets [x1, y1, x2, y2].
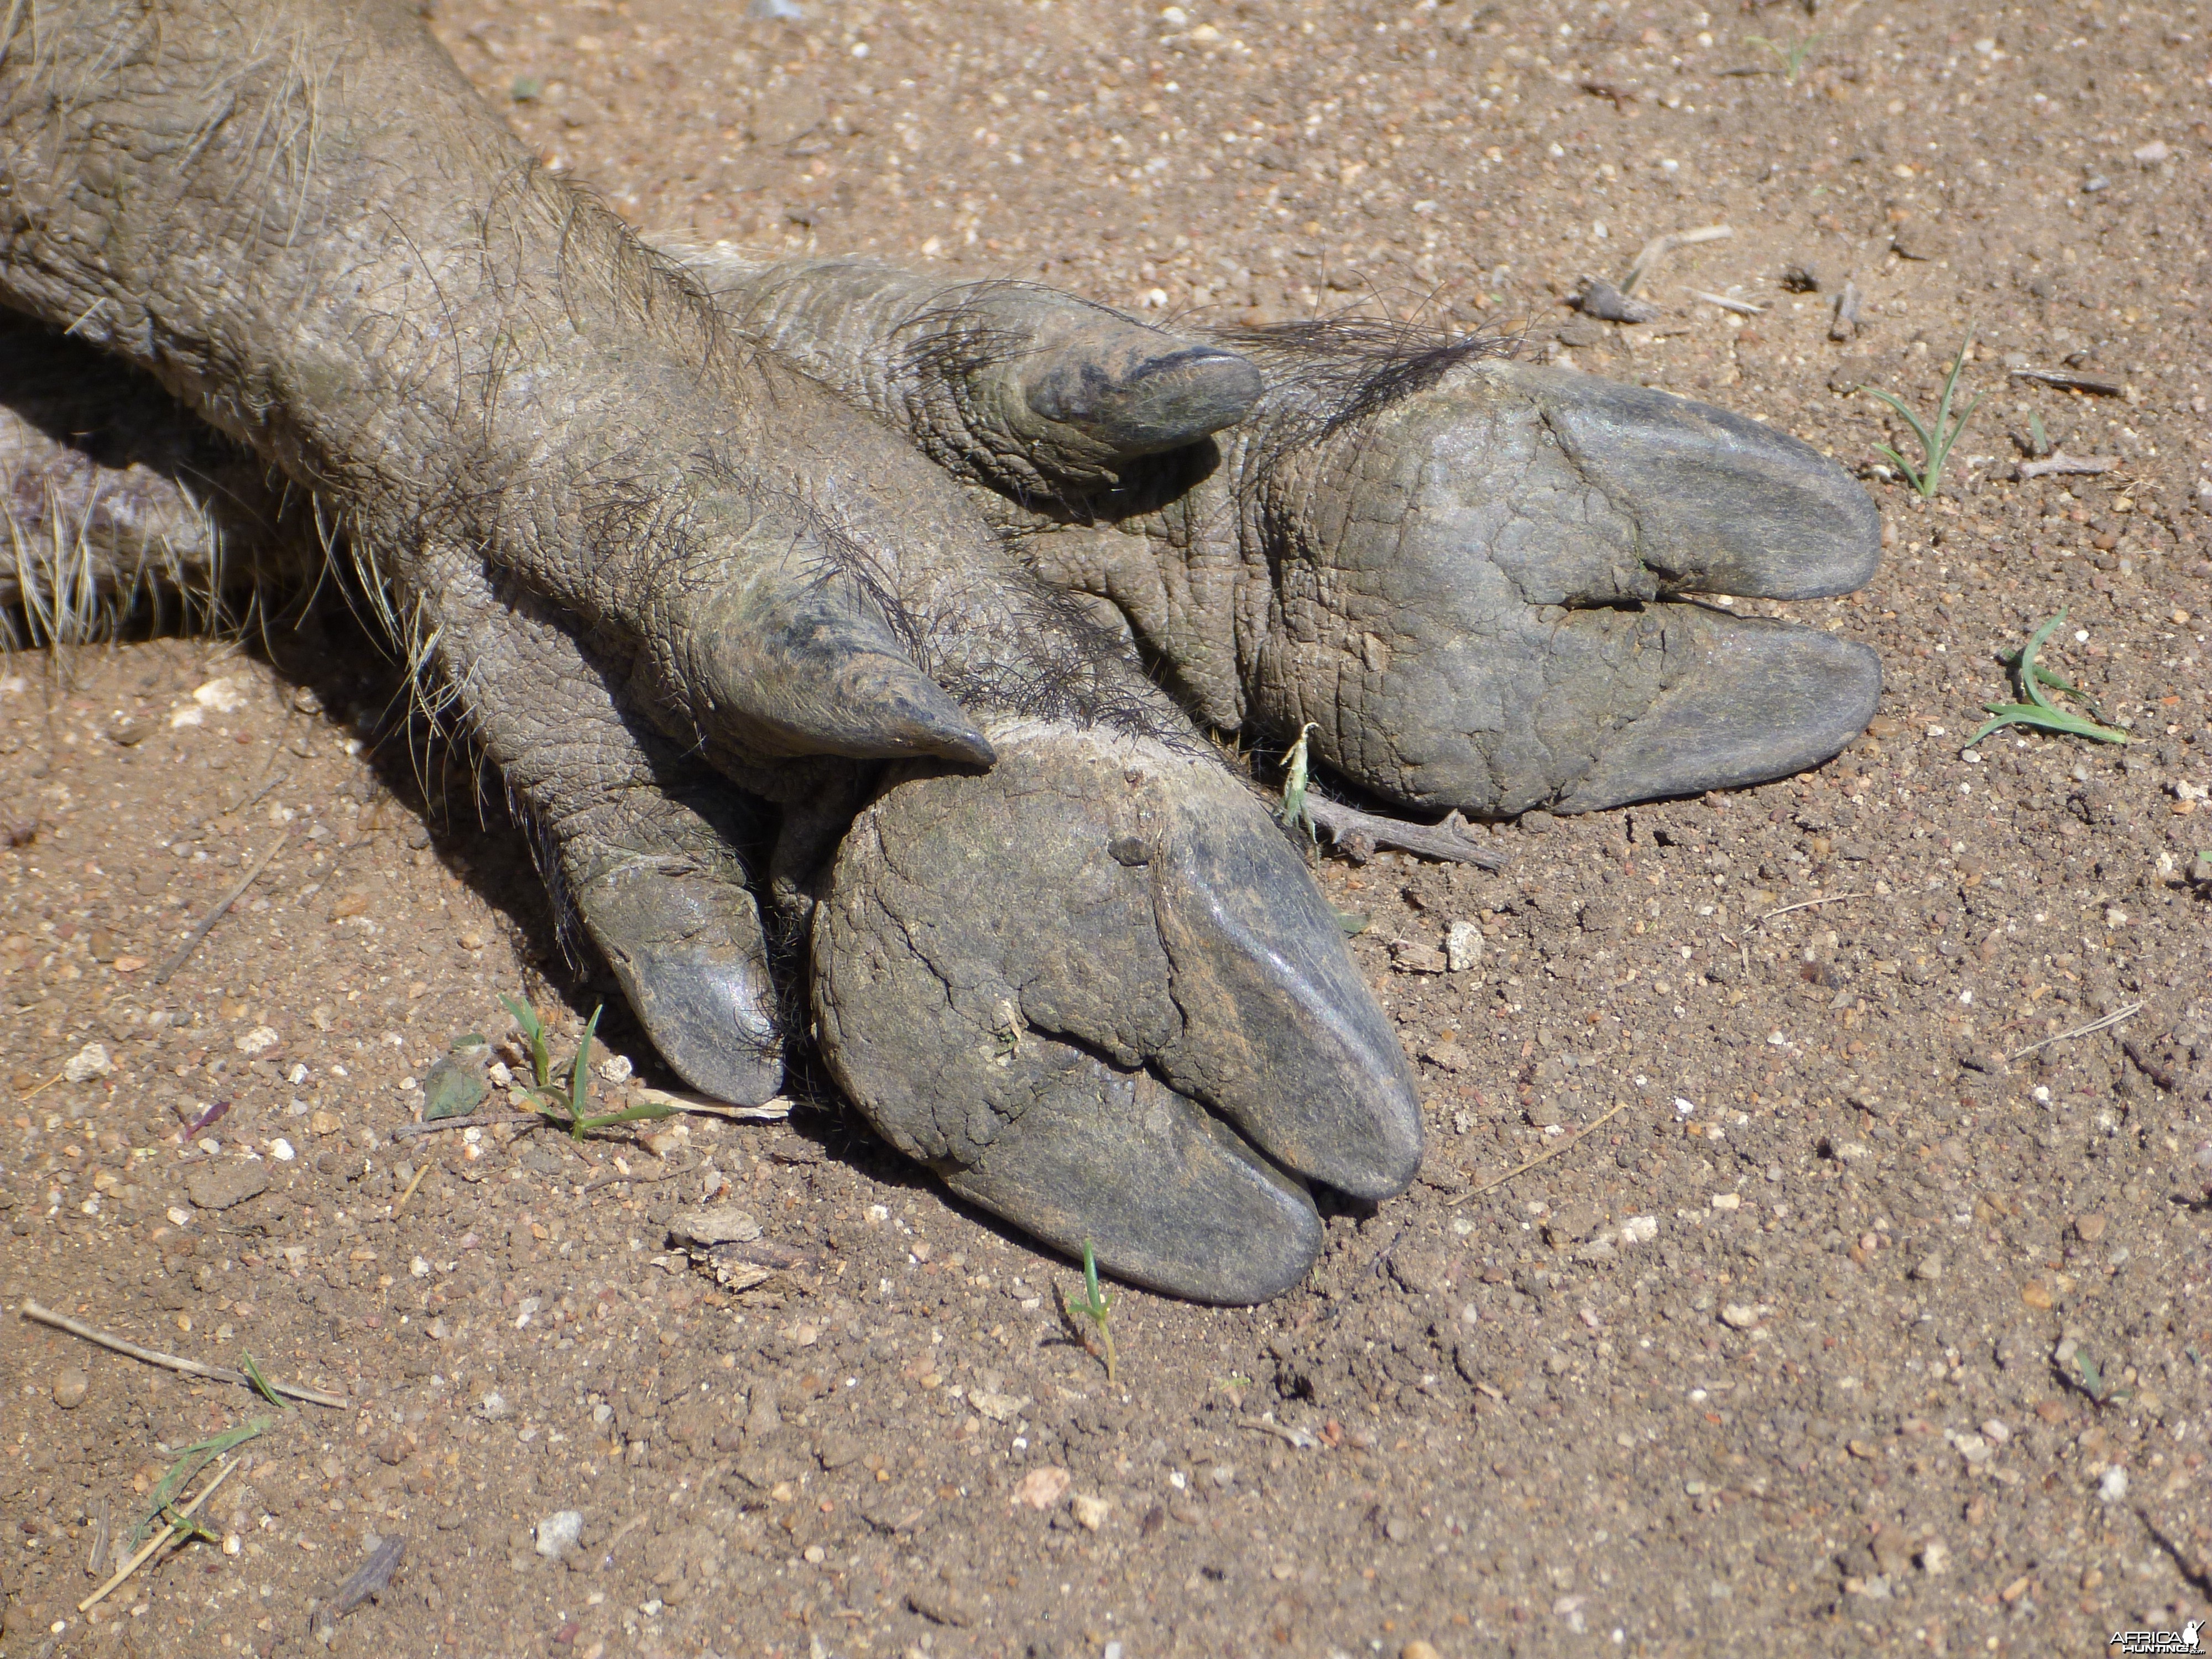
[62, 1042, 112, 1083]
[269, 1139, 295, 1162]
[534, 1510, 583, 1559]
[2098, 1467, 2128, 1503]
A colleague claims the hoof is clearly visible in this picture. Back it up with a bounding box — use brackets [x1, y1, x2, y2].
[575, 859, 785, 1106]
[1553, 615, 1884, 813]
[812, 719, 1420, 1303]
[1243, 351, 1886, 815]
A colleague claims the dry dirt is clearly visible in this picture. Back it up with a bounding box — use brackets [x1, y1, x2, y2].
[4, 0, 2212, 1655]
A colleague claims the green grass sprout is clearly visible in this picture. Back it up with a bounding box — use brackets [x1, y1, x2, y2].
[240, 1350, 290, 1411]
[500, 994, 555, 1092]
[1065, 1239, 1118, 1384]
[567, 1003, 600, 1123]
[1966, 609, 2131, 748]
[2068, 1347, 2127, 1404]
[501, 997, 679, 1140]
[2026, 409, 2052, 460]
[133, 1417, 270, 1548]
[1860, 328, 1981, 499]
[1745, 29, 1822, 81]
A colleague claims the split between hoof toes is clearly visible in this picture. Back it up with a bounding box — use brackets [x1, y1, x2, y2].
[810, 718, 1421, 1303]
[1241, 351, 1887, 816]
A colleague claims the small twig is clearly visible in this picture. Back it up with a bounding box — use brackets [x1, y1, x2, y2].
[234, 764, 296, 816]
[1304, 797, 1507, 869]
[1237, 1415, 1321, 1451]
[78, 1457, 238, 1613]
[393, 1094, 791, 1142]
[86, 1498, 109, 1580]
[629, 1087, 795, 1122]
[578, 1162, 687, 1196]
[1758, 892, 1866, 926]
[152, 832, 288, 986]
[308, 1534, 406, 1642]
[388, 1110, 549, 1140]
[2017, 450, 2117, 481]
[1448, 1099, 1632, 1206]
[1621, 223, 1733, 294]
[226, 710, 299, 815]
[392, 1161, 432, 1213]
[2008, 1001, 2143, 1063]
[2007, 368, 2122, 397]
[1687, 288, 1764, 316]
[21, 1300, 347, 1408]
[17, 1069, 64, 1102]
[2121, 1035, 2180, 1093]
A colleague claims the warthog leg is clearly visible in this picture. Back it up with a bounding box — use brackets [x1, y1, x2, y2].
[674, 246, 1887, 820]
[0, 302, 1413, 1305]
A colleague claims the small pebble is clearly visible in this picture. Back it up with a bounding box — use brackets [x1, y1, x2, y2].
[1402, 1644, 1444, 1659]
[534, 1510, 583, 1559]
[52, 1366, 89, 1409]
[1719, 1303, 1761, 1331]
[62, 1041, 112, 1083]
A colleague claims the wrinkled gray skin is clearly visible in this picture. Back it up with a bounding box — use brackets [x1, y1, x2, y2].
[0, 0, 1880, 1302]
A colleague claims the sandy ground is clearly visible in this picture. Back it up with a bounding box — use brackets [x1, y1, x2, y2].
[4, 0, 2211, 1655]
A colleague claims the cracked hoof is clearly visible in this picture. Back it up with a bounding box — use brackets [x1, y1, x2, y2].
[573, 858, 785, 1107]
[1502, 361, 1882, 601]
[1246, 351, 1885, 815]
[811, 719, 1420, 1302]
